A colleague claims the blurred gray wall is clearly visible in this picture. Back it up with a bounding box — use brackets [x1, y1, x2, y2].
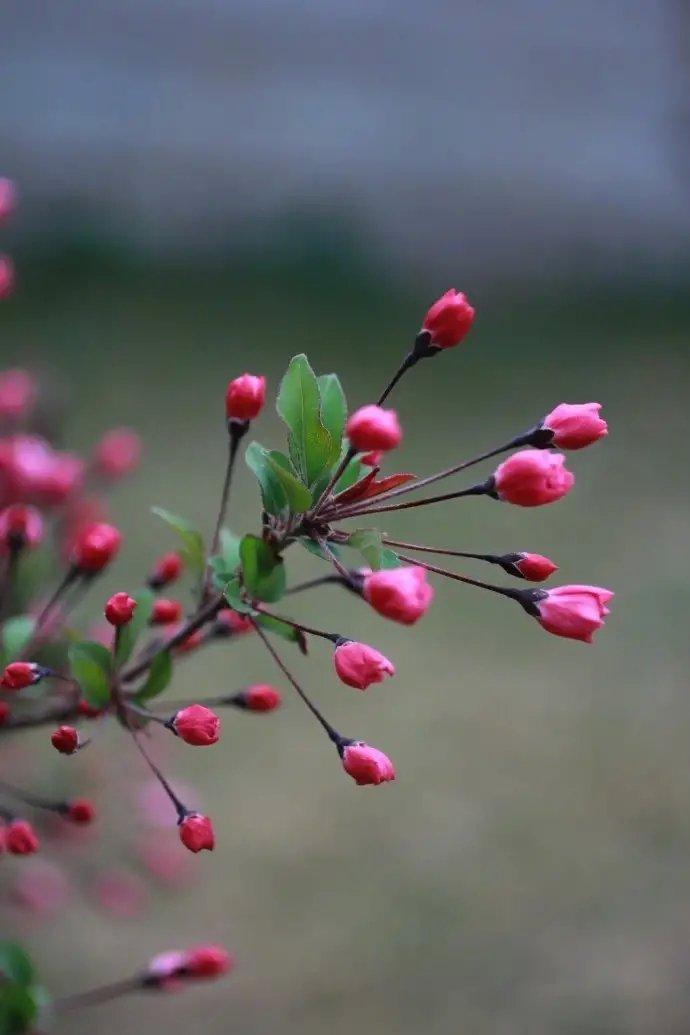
[2, 0, 690, 281]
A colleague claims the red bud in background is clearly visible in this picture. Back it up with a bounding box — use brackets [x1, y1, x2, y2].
[72, 522, 122, 573]
[93, 428, 142, 479]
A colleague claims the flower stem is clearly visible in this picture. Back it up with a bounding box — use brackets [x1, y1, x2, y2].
[332, 480, 491, 520]
[56, 977, 143, 1011]
[395, 553, 520, 599]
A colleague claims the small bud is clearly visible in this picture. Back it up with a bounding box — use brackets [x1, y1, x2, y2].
[149, 552, 183, 589]
[493, 450, 574, 507]
[346, 405, 402, 453]
[422, 289, 475, 349]
[178, 813, 215, 853]
[171, 705, 221, 747]
[1, 661, 42, 691]
[503, 552, 558, 582]
[0, 178, 17, 221]
[237, 684, 282, 713]
[184, 945, 234, 979]
[6, 819, 40, 855]
[0, 504, 43, 553]
[93, 427, 142, 479]
[361, 450, 383, 468]
[72, 522, 122, 572]
[541, 402, 608, 450]
[151, 598, 183, 625]
[174, 628, 205, 654]
[0, 702, 10, 725]
[333, 641, 395, 690]
[105, 591, 137, 627]
[341, 742, 396, 786]
[51, 725, 80, 755]
[0, 255, 15, 300]
[225, 374, 266, 422]
[67, 799, 96, 824]
[531, 584, 614, 643]
[363, 566, 434, 625]
[77, 698, 105, 719]
[0, 369, 37, 421]
[36, 451, 84, 506]
[215, 608, 253, 636]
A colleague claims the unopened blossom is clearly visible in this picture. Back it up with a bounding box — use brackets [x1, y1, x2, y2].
[215, 608, 253, 636]
[238, 684, 282, 712]
[422, 289, 475, 349]
[363, 566, 434, 625]
[341, 742, 396, 786]
[493, 449, 574, 507]
[0, 368, 36, 421]
[509, 552, 558, 582]
[333, 641, 395, 690]
[149, 551, 184, 588]
[104, 591, 137, 626]
[1, 661, 42, 691]
[6, 819, 40, 855]
[67, 799, 96, 824]
[533, 585, 614, 643]
[151, 598, 183, 625]
[225, 374, 266, 422]
[0, 255, 15, 299]
[0, 504, 43, 552]
[51, 725, 79, 755]
[179, 813, 215, 853]
[172, 705, 221, 747]
[72, 522, 122, 572]
[346, 405, 402, 452]
[147, 944, 233, 988]
[0, 702, 9, 725]
[93, 427, 142, 479]
[541, 402, 608, 450]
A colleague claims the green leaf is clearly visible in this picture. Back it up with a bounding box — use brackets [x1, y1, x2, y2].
[0, 983, 38, 1035]
[218, 529, 242, 570]
[68, 641, 112, 708]
[317, 373, 347, 453]
[299, 538, 346, 563]
[255, 613, 300, 643]
[379, 548, 402, 569]
[348, 529, 384, 569]
[151, 508, 205, 574]
[240, 535, 286, 603]
[245, 441, 288, 517]
[136, 650, 173, 702]
[115, 588, 155, 666]
[1, 617, 35, 665]
[265, 450, 312, 512]
[223, 577, 256, 615]
[277, 354, 334, 485]
[0, 944, 33, 987]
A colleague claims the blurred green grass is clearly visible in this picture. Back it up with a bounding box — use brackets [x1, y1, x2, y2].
[2, 254, 689, 1034]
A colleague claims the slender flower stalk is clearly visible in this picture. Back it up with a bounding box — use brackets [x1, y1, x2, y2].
[330, 480, 491, 521]
[208, 421, 248, 571]
[56, 978, 143, 1012]
[395, 553, 521, 600]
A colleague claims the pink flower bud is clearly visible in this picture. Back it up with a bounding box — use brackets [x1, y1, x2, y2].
[6, 819, 40, 855]
[361, 450, 383, 468]
[51, 725, 79, 755]
[493, 449, 574, 507]
[149, 551, 183, 588]
[172, 705, 221, 747]
[67, 799, 96, 824]
[534, 584, 614, 643]
[342, 742, 396, 786]
[512, 552, 558, 582]
[240, 684, 282, 712]
[184, 945, 234, 979]
[72, 522, 122, 572]
[36, 451, 84, 506]
[1, 661, 41, 691]
[542, 402, 608, 450]
[333, 641, 396, 690]
[0, 504, 43, 552]
[346, 405, 402, 453]
[174, 628, 205, 654]
[151, 598, 183, 625]
[216, 608, 254, 636]
[179, 813, 215, 853]
[422, 289, 475, 349]
[93, 427, 142, 479]
[0, 179, 17, 221]
[225, 374, 266, 421]
[0, 369, 36, 421]
[104, 591, 137, 626]
[0, 255, 15, 299]
[0, 702, 10, 725]
[363, 566, 434, 625]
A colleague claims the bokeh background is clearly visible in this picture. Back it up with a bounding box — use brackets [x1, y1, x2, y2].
[1, 2, 690, 1033]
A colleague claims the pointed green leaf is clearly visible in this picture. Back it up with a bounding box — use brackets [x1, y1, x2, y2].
[277, 354, 334, 485]
[68, 641, 112, 708]
[299, 538, 346, 563]
[317, 373, 347, 454]
[255, 613, 300, 644]
[151, 508, 205, 574]
[245, 441, 288, 517]
[348, 529, 384, 569]
[264, 451, 312, 512]
[0, 944, 33, 988]
[240, 535, 286, 603]
[379, 548, 402, 569]
[136, 650, 173, 702]
[223, 577, 256, 615]
[1, 616, 35, 664]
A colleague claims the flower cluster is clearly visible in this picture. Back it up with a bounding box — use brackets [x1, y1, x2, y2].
[0, 178, 613, 1029]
